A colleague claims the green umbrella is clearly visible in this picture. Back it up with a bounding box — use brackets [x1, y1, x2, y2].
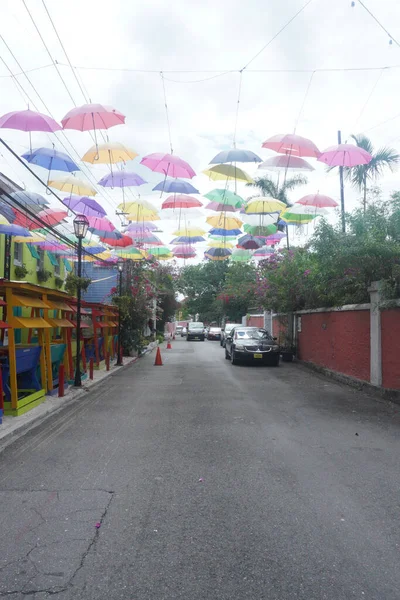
[243, 223, 277, 236]
[204, 188, 244, 207]
[147, 246, 172, 257]
[230, 248, 252, 262]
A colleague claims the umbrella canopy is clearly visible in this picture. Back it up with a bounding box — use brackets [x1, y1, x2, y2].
[243, 223, 277, 236]
[208, 227, 242, 237]
[0, 109, 61, 132]
[207, 240, 234, 249]
[13, 231, 46, 244]
[203, 164, 254, 183]
[161, 195, 202, 209]
[171, 235, 205, 244]
[241, 213, 277, 227]
[22, 147, 79, 172]
[92, 229, 122, 240]
[231, 248, 252, 262]
[8, 191, 48, 211]
[36, 208, 68, 227]
[280, 210, 316, 224]
[258, 155, 314, 172]
[125, 221, 158, 232]
[208, 234, 238, 242]
[206, 215, 242, 228]
[116, 247, 145, 259]
[61, 195, 107, 217]
[245, 198, 286, 214]
[87, 216, 116, 232]
[238, 234, 265, 250]
[49, 175, 97, 196]
[287, 204, 328, 216]
[0, 224, 30, 236]
[98, 171, 147, 187]
[253, 247, 274, 258]
[153, 179, 199, 194]
[205, 201, 237, 213]
[126, 209, 159, 222]
[173, 245, 196, 258]
[61, 103, 125, 131]
[262, 133, 320, 158]
[130, 232, 162, 245]
[209, 149, 262, 164]
[205, 247, 232, 260]
[119, 200, 157, 212]
[0, 200, 16, 222]
[147, 246, 172, 256]
[141, 153, 195, 179]
[204, 188, 244, 207]
[82, 142, 137, 164]
[173, 227, 206, 237]
[296, 193, 338, 208]
[100, 234, 133, 247]
[265, 232, 286, 245]
[317, 144, 373, 167]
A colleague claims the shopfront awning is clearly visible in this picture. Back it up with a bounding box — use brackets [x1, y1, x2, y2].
[13, 295, 51, 309]
[13, 316, 52, 329]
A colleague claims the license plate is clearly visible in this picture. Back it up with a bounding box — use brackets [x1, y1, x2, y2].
[194, 337, 199, 339]
[254, 353, 263, 358]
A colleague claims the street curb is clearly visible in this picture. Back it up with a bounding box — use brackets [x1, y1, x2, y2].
[0, 349, 154, 453]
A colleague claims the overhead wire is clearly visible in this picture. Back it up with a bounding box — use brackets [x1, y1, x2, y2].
[356, 0, 400, 49]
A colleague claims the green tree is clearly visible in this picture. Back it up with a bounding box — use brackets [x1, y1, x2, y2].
[177, 261, 229, 322]
[343, 134, 399, 213]
[246, 174, 308, 206]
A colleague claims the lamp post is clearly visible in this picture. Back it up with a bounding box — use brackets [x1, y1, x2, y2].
[73, 214, 89, 387]
[116, 258, 124, 366]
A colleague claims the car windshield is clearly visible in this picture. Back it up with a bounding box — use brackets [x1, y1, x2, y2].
[234, 328, 273, 341]
[190, 323, 203, 329]
[226, 324, 239, 332]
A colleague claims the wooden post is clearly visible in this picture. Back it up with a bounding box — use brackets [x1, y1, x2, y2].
[42, 295, 53, 392]
[89, 357, 94, 380]
[37, 329, 47, 395]
[6, 288, 18, 410]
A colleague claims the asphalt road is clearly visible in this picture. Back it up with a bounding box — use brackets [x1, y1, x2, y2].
[1, 338, 400, 599]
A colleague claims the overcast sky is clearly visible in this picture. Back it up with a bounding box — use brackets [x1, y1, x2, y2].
[1, 0, 400, 258]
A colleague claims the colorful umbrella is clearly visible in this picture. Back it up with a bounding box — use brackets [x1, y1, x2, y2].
[209, 149, 262, 164]
[231, 248, 252, 262]
[87, 216, 116, 232]
[22, 147, 79, 173]
[208, 227, 242, 237]
[296, 193, 338, 208]
[244, 198, 286, 214]
[203, 164, 254, 183]
[208, 234, 238, 242]
[82, 142, 137, 164]
[280, 211, 316, 224]
[49, 175, 97, 196]
[0, 223, 30, 236]
[287, 204, 328, 216]
[317, 144, 373, 167]
[100, 234, 133, 247]
[61, 104, 125, 131]
[173, 245, 196, 259]
[0, 200, 16, 222]
[207, 240, 234, 249]
[141, 153, 195, 179]
[126, 209, 160, 222]
[171, 235, 205, 244]
[161, 195, 202, 209]
[116, 247, 145, 258]
[0, 109, 61, 151]
[13, 231, 46, 244]
[206, 215, 242, 228]
[9, 191, 48, 212]
[153, 179, 199, 194]
[125, 221, 158, 232]
[173, 227, 206, 237]
[130, 232, 163, 245]
[61, 195, 106, 217]
[205, 202, 237, 213]
[204, 189, 244, 207]
[36, 209, 68, 227]
[265, 232, 286, 245]
[147, 246, 172, 256]
[204, 247, 232, 260]
[238, 234, 265, 250]
[92, 229, 122, 240]
[262, 133, 320, 158]
[253, 247, 274, 258]
[258, 155, 314, 172]
[98, 171, 147, 187]
[244, 223, 277, 237]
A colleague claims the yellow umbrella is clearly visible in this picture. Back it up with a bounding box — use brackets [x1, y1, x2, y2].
[173, 227, 206, 236]
[126, 208, 160, 222]
[203, 164, 254, 183]
[0, 215, 10, 225]
[206, 215, 242, 228]
[207, 240, 234, 249]
[245, 197, 286, 214]
[49, 175, 97, 196]
[82, 142, 138, 164]
[13, 231, 46, 243]
[119, 200, 157, 212]
[115, 249, 146, 260]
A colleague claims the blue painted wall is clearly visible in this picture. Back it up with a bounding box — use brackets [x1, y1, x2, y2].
[81, 262, 118, 304]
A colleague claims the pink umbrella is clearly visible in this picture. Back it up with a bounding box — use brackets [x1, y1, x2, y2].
[162, 195, 202, 209]
[265, 233, 286, 245]
[61, 103, 125, 131]
[140, 153, 196, 179]
[262, 133, 320, 158]
[87, 216, 116, 232]
[317, 144, 373, 167]
[205, 201, 237, 213]
[0, 109, 61, 152]
[297, 194, 338, 208]
[173, 245, 196, 258]
[36, 209, 68, 227]
[258, 155, 314, 172]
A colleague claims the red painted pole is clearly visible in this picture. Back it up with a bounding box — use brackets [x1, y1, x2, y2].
[89, 357, 94, 380]
[58, 364, 65, 398]
[106, 354, 110, 371]
[81, 344, 87, 372]
[0, 364, 4, 410]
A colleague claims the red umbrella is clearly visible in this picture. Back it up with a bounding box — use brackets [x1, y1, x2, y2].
[36, 209, 68, 227]
[262, 133, 320, 158]
[100, 234, 133, 248]
[297, 194, 338, 208]
[161, 195, 202, 209]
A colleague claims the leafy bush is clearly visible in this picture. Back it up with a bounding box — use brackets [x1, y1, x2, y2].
[65, 273, 91, 296]
[37, 268, 52, 283]
[14, 264, 28, 279]
[54, 276, 64, 288]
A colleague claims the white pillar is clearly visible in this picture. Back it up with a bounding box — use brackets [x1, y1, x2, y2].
[242, 315, 247, 326]
[368, 281, 382, 386]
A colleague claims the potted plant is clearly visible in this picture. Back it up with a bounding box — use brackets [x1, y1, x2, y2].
[14, 264, 29, 279]
[65, 272, 91, 296]
[37, 268, 52, 283]
[281, 334, 296, 362]
[54, 276, 64, 288]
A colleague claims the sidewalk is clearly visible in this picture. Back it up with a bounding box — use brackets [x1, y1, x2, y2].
[0, 342, 158, 451]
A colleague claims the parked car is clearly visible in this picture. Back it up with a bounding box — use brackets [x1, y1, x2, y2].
[181, 327, 187, 337]
[175, 325, 183, 336]
[187, 321, 205, 341]
[220, 323, 242, 347]
[224, 326, 280, 366]
[207, 326, 222, 341]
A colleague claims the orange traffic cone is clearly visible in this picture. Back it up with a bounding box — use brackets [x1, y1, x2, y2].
[154, 347, 163, 366]
[167, 340, 172, 349]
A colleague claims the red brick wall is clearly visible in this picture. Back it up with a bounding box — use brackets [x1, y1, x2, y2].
[272, 315, 289, 344]
[297, 310, 370, 382]
[381, 308, 400, 389]
[247, 316, 264, 328]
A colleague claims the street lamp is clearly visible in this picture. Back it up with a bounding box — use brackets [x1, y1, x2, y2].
[116, 257, 124, 366]
[73, 214, 89, 387]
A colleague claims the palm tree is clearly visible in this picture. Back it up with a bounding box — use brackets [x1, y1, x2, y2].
[344, 134, 400, 213]
[245, 174, 308, 206]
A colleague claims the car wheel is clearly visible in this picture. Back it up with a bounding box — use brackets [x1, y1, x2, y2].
[225, 348, 230, 360]
[230, 350, 238, 365]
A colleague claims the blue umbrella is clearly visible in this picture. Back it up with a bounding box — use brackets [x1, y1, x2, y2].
[170, 235, 205, 244]
[8, 191, 48, 213]
[204, 247, 232, 259]
[0, 200, 16, 222]
[238, 234, 265, 250]
[88, 228, 122, 240]
[22, 147, 79, 173]
[208, 227, 242, 236]
[209, 149, 262, 164]
[152, 179, 199, 194]
[0, 224, 30, 236]
[61, 195, 106, 217]
[84, 245, 106, 254]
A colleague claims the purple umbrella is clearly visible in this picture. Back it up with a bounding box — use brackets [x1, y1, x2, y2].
[152, 179, 199, 194]
[0, 109, 61, 152]
[205, 201, 237, 213]
[98, 171, 147, 187]
[61, 195, 106, 217]
[125, 221, 158, 232]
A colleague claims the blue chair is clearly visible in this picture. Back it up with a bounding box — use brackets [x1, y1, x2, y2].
[1, 347, 42, 400]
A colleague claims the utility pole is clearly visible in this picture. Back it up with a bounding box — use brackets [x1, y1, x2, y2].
[338, 130, 346, 233]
